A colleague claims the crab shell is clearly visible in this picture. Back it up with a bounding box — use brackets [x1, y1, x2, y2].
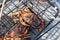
[19, 7, 46, 32]
[0, 37, 3, 40]
[11, 7, 46, 32]
[4, 24, 30, 40]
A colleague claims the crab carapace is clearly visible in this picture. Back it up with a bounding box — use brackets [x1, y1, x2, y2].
[4, 23, 30, 40]
[10, 6, 46, 32]
[4, 6, 46, 40]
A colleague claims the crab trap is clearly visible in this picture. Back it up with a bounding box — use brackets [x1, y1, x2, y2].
[0, 0, 60, 40]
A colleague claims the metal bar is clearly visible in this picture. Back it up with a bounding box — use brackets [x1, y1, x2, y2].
[22, 2, 55, 39]
[47, 0, 59, 18]
[32, 21, 60, 40]
[36, 21, 60, 40]
[11, 0, 18, 8]
[32, 19, 53, 39]
[31, 1, 59, 40]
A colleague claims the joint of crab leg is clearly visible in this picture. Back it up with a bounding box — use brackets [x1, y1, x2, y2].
[23, 6, 31, 13]
[18, 8, 22, 11]
[10, 13, 18, 18]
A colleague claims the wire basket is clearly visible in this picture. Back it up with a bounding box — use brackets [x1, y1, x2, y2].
[1, 0, 60, 40]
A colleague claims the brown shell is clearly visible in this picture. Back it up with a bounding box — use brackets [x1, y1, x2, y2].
[19, 7, 46, 32]
[10, 7, 46, 32]
[4, 23, 30, 40]
[4, 6, 46, 40]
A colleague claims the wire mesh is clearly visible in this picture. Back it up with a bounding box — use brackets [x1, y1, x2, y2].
[1, 0, 60, 40]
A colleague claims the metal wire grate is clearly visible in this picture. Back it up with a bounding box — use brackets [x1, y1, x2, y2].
[1, 0, 60, 40]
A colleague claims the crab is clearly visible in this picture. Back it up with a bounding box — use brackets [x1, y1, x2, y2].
[10, 6, 46, 32]
[4, 6, 46, 40]
[4, 23, 31, 40]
